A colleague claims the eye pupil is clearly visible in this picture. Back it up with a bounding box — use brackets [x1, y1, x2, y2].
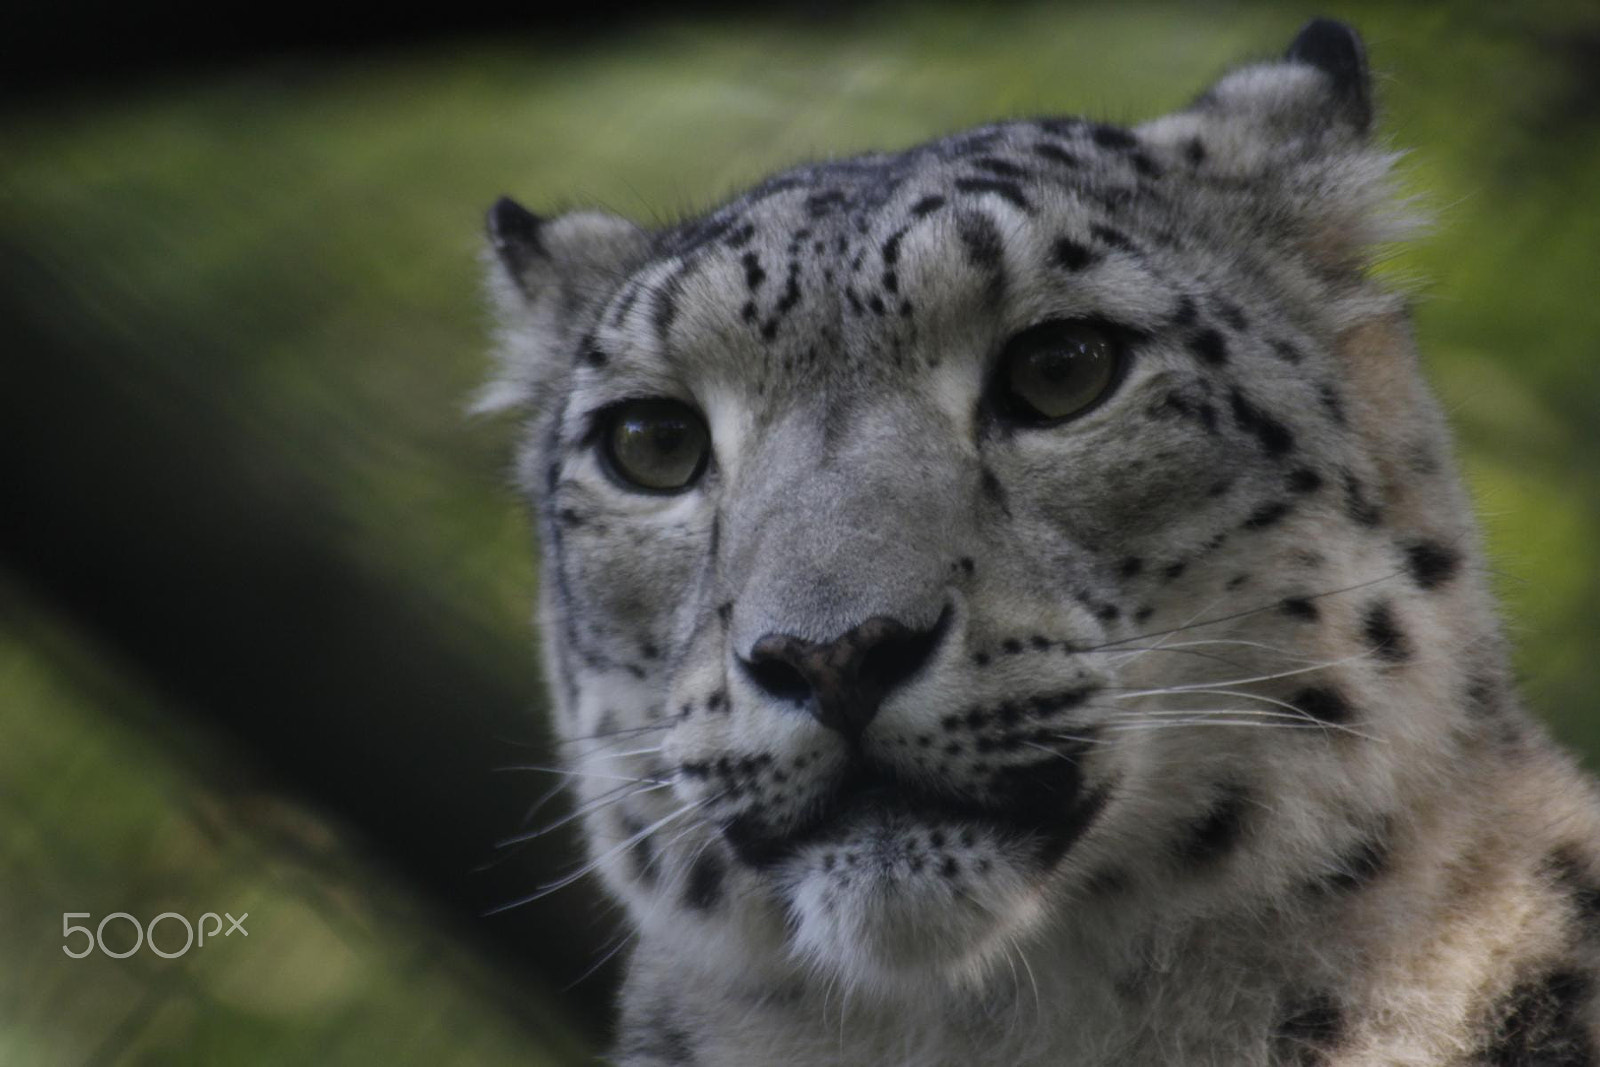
[999, 321, 1122, 424]
[605, 399, 710, 492]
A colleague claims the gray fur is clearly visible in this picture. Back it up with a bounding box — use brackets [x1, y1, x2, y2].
[482, 21, 1600, 1066]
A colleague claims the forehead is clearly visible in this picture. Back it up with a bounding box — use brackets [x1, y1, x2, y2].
[591, 117, 1245, 389]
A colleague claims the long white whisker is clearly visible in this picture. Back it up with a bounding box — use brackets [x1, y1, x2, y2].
[593, 745, 665, 760]
[553, 721, 672, 747]
[497, 781, 674, 847]
[1109, 651, 1370, 694]
[492, 763, 672, 787]
[1087, 566, 1407, 652]
[1101, 718, 1340, 734]
[484, 795, 716, 915]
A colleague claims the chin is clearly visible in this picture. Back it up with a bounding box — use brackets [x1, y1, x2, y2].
[775, 807, 1057, 996]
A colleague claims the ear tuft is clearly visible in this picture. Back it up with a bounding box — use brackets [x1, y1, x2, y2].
[1285, 18, 1372, 135]
[487, 196, 545, 290]
[477, 202, 652, 414]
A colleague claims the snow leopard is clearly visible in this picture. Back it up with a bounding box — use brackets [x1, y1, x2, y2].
[479, 19, 1600, 1066]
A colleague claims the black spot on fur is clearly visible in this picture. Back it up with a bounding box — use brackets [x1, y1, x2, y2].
[1274, 991, 1345, 1066]
[1341, 471, 1382, 527]
[1312, 384, 1345, 427]
[1482, 970, 1595, 1066]
[1280, 596, 1318, 620]
[1119, 557, 1144, 579]
[1213, 297, 1247, 331]
[1092, 123, 1138, 150]
[1230, 388, 1295, 456]
[1287, 468, 1324, 494]
[653, 268, 686, 341]
[1190, 328, 1229, 365]
[1162, 562, 1187, 582]
[1309, 831, 1390, 895]
[1548, 847, 1600, 938]
[1243, 501, 1292, 529]
[1184, 138, 1206, 165]
[1291, 686, 1352, 725]
[980, 465, 1010, 513]
[1270, 338, 1304, 364]
[1090, 223, 1136, 252]
[1362, 601, 1410, 663]
[1033, 142, 1081, 167]
[741, 251, 766, 291]
[684, 850, 726, 911]
[805, 189, 849, 217]
[1404, 540, 1460, 590]
[911, 194, 946, 217]
[1172, 295, 1198, 326]
[582, 345, 608, 368]
[1129, 151, 1161, 178]
[1053, 236, 1099, 272]
[956, 212, 1005, 273]
[881, 227, 907, 266]
[973, 155, 1028, 179]
[954, 177, 1031, 211]
[1177, 784, 1250, 866]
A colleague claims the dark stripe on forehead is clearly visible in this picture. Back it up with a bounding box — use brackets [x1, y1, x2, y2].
[609, 277, 645, 328]
[954, 177, 1032, 212]
[652, 261, 696, 345]
[956, 211, 1005, 273]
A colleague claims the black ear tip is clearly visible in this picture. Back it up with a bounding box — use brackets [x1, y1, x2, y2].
[487, 196, 545, 281]
[1286, 18, 1372, 129]
[487, 195, 543, 249]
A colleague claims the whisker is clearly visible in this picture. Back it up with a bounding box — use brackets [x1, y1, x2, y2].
[594, 745, 665, 760]
[1107, 650, 1371, 694]
[564, 928, 638, 992]
[1084, 565, 1408, 653]
[484, 794, 720, 915]
[1100, 719, 1333, 733]
[554, 721, 673, 746]
[491, 763, 673, 787]
[497, 781, 673, 847]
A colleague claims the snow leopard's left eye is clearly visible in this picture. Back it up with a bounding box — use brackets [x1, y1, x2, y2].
[994, 320, 1125, 426]
[601, 398, 711, 493]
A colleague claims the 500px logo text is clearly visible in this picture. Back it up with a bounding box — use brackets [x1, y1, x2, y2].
[63, 911, 248, 959]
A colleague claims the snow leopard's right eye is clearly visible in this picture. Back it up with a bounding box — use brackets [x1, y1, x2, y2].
[600, 398, 711, 493]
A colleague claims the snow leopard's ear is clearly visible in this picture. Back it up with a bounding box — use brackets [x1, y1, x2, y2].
[477, 197, 651, 413]
[1190, 18, 1372, 147]
[1138, 20, 1410, 272]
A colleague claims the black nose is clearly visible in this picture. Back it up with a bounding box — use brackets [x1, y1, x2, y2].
[741, 608, 950, 740]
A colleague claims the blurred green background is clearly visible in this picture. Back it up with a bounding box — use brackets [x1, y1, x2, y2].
[2, 1, 1597, 1063]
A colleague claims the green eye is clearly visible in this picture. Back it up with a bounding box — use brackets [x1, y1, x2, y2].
[603, 399, 711, 492]
[998, 320, 1123, 424]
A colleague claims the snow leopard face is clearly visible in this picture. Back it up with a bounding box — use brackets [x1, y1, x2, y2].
[483, 22, 1488, 999]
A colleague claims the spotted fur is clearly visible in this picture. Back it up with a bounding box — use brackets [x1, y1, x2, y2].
[480, 19, 1600, 1066]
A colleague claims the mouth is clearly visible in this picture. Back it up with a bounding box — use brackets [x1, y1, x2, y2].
[721, 747, 1107, 872]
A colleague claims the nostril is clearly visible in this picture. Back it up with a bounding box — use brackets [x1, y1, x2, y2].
[742, 643, 815, 705]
